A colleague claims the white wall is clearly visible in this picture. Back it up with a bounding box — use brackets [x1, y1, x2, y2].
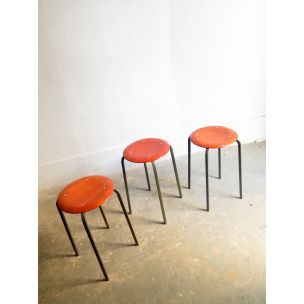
[39, 0, 265, 189]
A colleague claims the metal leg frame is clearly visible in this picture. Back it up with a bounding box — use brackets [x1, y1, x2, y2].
[205, 148, 210, 211]
[236, 140, 243, 199]
[188, 138, 242, 210]
[121, 157, 132, 214]
[144, 163, 151, 191]
[81, 213, 109, 281]
[57, 206, 79, 256]
[188, 137, 191, 189]
[58, 190, 139, 281]
[99, 206, 109, 229]
[114, 189, 139, 245]
[151, 162, 167, 224]
[170, 146, 182, 198]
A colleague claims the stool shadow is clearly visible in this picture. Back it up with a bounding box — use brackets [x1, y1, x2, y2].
[91, 225, 110, 230]
[180, 200, 208, 212]
[40, 253, 78, 262]
[102, 241, 137, 251]
[134, 215, 164, 226]
[226, 194, 242, 199]
[60, 277, 106, 288]
[161, 192, 181, 199]
[103, 209, 122, 215]
[132, 186, 151, 191]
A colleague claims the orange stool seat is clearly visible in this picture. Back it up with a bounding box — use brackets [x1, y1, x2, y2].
[190, 126, 238, 149]
[123, 138, 170, 163]
[57, 176, 114, 214]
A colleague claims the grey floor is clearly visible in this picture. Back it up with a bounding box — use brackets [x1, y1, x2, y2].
[39, 141, 265, 304]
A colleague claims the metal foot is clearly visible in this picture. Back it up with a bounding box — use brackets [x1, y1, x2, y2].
[188, 137, 191, 189]
[121, 157, 132, 214]
[205, 148, 210, 211]
[144, 163, 151, 191]
[114, 189, 139, 245]
[81, 213, 109, 281]
[170, 146, 182, 198]
[57, 206, 79, 256]
[218, 148, 221, 179]
[236, 140, 243, 199]
[151, 162, 167, 224]
[99, 206, 109, 229]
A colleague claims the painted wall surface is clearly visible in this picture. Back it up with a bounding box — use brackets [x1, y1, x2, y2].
[39, 0, 265, 189]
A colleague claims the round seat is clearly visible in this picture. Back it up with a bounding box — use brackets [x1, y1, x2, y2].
[190, 126, 238, 149]
[57, 176, 114, 214]
[123, 138, 170, 163]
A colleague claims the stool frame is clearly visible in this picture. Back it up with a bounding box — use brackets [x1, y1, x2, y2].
[56, 189, 138, 281]
[121, 145, 182, 224]
[188, 138, 242, 211]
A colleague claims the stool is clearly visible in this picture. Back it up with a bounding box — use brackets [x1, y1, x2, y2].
[56, 175, 138, 281]
[121, 138, 182, 224]
[188, 126, 242, 211]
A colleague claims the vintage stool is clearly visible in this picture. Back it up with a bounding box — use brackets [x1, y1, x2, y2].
[56, 175, 138, 281]
[121, 138, 182, 224]
[188, 126, 242, 211]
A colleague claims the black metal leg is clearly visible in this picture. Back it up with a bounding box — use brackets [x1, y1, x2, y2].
[188, 137, 191, 189]
[170, 146, 182, 198]
[121, 157, 132, 214]
[144, 163, 151, 191]
[236, 140, 243, 199]
[218, 148, 221, 179]
[99, 206, 109, 229]
[114, 189, 139, 245]
[81, 213, 109, 281]
[57, 206, 79, 256]
[205, 148, 210, 211]
[151, 162, 167, 224]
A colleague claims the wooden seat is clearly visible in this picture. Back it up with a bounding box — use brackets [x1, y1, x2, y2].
[57, 176, 114, 214]
[123, 138, 170, 163]
[190, 126, 238, 149]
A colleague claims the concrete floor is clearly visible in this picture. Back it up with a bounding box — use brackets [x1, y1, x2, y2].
[39, 141, 265, 304]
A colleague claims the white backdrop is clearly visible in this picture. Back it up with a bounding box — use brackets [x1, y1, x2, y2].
[39, 0, 265, 189]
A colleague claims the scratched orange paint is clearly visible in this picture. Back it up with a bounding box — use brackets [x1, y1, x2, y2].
[57, 176, 114, 213]
[123, 138, 170, 163]
[190, 126, 238, 149]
